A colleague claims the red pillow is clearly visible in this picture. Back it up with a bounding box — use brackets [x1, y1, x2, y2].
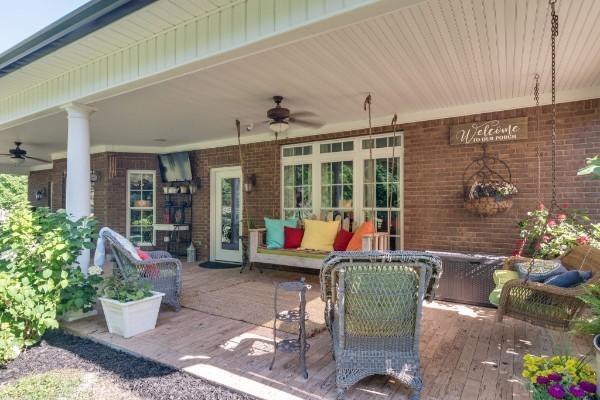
[333, 229, 353, 251]
[284, 226, 304, 249]
[136, 248, 160, 279]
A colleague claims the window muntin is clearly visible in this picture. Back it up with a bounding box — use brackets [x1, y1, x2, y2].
[320, 161, 354, 226]
[127, 171, 155, 246]
[283, 164, 312, 219]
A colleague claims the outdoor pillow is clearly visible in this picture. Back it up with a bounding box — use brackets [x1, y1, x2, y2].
[544, 270, 592, 288]
[489, 270, 519, 306]
[333, 229, 353, 251]
[300, 219, 340, 251]
[264, 218, 297, 249]
[283, 226, 304, 249]
[136, 248, 160, 279]
[346, 221, 375, 251]
[515, 260, 566, 282]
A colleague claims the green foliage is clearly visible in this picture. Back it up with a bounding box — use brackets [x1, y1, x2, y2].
[515, 203, 599, 259]
[57, 267, 102, 315]
[0, 370, 82, 400]
[578, 155, 600, 179]
[0, 207, 96, 364]
[575, 284, 600, 335]
[100, 270, 152, 303]
[0, 174, 27, 210]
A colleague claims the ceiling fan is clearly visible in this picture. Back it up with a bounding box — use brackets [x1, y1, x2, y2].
[1, 142, 50, 165]
[250, 96, 324, 134]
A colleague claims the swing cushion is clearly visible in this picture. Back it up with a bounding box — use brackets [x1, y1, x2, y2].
[265, 218, 297, 249]
[544, 270, 592, 287]
[515, 260, 566, 282]
[346, 221, 375, 251]
[489, 270, 519, 306]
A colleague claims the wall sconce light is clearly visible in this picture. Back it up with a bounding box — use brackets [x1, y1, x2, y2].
[243, 174, 256, 193]
[90, 170, 100, 184]
[35, 188, 47, 201]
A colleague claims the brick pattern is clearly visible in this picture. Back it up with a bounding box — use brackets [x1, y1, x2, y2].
[29, 98, 600, 259]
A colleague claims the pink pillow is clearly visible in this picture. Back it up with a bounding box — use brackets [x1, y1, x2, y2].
[284, 226, 304, 249]
[136, 249, 160, 279]
[333, 229, 353, 251]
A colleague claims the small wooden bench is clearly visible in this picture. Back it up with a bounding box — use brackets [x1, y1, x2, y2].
[248, 228, 389, 270]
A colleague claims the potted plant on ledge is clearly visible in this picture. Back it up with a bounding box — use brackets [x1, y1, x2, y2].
[99, 271, 164, 338]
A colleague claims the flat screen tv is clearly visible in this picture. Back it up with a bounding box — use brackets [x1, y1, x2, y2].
[158, 152, 193, 182]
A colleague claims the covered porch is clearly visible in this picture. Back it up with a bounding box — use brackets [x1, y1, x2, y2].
[63, 262, 591, 400]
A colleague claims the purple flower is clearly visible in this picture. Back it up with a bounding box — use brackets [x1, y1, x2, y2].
[536, 376, 551, 385]
[547, 384, 566, 399]
[569, 385, 586, 398]
[548, 373, 563, 382]
[579, 381, 597, 393]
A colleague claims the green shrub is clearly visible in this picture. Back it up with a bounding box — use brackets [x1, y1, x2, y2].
[0, 207, 96, 364]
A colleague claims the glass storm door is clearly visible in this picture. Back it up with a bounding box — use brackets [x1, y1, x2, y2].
[212, 167, 243, 263]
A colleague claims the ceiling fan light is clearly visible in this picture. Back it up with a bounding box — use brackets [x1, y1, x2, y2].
[10, 157, 25, 166]
[269, 120, 289, 133]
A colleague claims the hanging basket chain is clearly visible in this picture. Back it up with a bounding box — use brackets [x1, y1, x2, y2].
[236, 120, 251, 234]
[534, 74, 542, 202]
[550, 0, 558, 209]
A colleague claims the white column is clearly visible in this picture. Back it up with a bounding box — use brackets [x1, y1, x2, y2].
[61, 103, 95, 274]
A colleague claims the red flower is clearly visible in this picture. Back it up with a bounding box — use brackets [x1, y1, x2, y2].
[515, 239, 526, 247]
[512, 249, 522, 256]
[556, 213, 567, 223]
[547, 220, 557, 228]
[562, 202, 569, 209]
[577, 235, 590, 245]
[538, 202, 546, 211]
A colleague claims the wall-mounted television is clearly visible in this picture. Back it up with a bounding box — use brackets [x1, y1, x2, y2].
[158, 152, 193, 182]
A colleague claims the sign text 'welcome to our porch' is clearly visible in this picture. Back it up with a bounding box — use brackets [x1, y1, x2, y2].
[449, 117, 528, 146]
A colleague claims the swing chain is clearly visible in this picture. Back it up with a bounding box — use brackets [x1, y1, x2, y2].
[534, 74, 541, 202]
[550, 0, 558, 209]
[364, 94, 376, 249]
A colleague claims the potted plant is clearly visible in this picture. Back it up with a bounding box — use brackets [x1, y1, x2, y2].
[575, 285, 600, 398]
[99, 271, 164, 338]
[58, 265, 103, 322]
[464, 180, 518, 216]
[521, 353, 597, 399]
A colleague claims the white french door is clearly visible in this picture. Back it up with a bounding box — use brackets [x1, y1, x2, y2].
[210, 166, 243, 263]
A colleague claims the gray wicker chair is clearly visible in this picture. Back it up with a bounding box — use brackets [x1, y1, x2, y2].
[100, 229, 182, 311]
[320, 252, 442, 400]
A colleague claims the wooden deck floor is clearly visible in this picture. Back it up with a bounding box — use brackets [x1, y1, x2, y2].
[63, 263, 592, 400]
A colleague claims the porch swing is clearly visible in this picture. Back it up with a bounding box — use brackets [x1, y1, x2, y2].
[496, 0, 600, 330]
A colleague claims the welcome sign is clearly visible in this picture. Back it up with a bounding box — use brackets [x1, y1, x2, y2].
[450, 117, 528, 146]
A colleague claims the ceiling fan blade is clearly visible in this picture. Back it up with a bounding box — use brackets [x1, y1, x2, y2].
[289, 118, 325, 129]
[289, 111, 318, 118]
[0, 154, 12, 157]
[25, 155, 51, 163]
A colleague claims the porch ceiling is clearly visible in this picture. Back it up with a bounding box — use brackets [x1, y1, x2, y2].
[2, 0, 600, 172]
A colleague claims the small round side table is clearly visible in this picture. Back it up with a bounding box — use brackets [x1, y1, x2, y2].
[269, 277, 311, 379]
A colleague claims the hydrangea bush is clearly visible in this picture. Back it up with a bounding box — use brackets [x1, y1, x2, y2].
[0, 207, 96, 364]
[515, 203, 600, 259]
[523, 354, 597, 399]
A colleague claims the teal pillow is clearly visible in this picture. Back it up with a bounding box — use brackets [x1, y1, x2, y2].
[264, 218, 297, 249]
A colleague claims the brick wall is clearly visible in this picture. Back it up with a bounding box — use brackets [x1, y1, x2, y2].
[29, 98, 600, 258]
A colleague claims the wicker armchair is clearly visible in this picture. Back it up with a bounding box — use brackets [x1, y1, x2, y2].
[320, 252, 442, 400]
[497, 245, 600, 330]
[100, 229, 182, 311]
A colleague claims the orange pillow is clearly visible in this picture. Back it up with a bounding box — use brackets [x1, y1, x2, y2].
[346, 221, 375, 251]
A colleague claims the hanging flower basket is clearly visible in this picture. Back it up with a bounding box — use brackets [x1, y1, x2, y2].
[464, 181, 518, 217]
[465, 196, 514, 216]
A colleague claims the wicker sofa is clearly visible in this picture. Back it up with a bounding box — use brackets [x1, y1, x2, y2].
[497, 245, 600, 330]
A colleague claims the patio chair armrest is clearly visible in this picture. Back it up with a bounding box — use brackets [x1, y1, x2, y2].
[148, 250, 175, 259]
[136, 257, 182, 271]
[503, 256, 532, 270]
[249, 228, 266, 250]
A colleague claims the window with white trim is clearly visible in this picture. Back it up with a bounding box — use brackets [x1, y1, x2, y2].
[127, 170, 156, 246]
[280, 134, 403, 249]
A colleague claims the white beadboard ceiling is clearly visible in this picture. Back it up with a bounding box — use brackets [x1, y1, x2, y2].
[1, 0, 600, 172]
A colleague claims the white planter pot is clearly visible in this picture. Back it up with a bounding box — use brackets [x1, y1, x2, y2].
[60, 308, 98, 322]
[99, 291, 164, 338]
[594, 335, 600, 398]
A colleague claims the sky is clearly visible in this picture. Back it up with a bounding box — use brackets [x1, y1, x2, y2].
[0, 0, 89, 54]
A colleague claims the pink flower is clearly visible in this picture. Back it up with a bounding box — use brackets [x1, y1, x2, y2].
[562, 202, 569, 209]
[547, 220, 557, 228]
[542, 235, 551, 243]
[538, 202, 546, 211]
[534, 242, 542, 251]
[556, 213, 567, 223]
[576, 235, 590, 245]
[569, 385, 586, 398]
[547, 384, 566, 399]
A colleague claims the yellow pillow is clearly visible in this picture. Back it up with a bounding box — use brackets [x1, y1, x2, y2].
[300, 220, 340, 251]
